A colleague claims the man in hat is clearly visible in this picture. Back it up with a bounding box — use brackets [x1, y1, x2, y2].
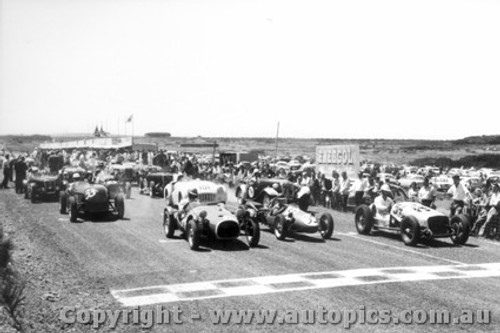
[371, 184, 394, 227]
[477, 183, 500, 237]
[446, 174, 471, 216]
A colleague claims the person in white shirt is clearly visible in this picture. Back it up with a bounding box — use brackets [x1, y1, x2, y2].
[339, 171, 351, 212]
[478, 183, 500, 237]
[352, 172, 368, 206]
[418, 177, 437, 208]
[446, 175, 471, 216]
[371, 184, 394, 226]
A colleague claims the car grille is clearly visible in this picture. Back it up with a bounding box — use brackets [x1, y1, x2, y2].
[216, 221, 240, 239]
[199, 193, 216, 203]
[427, 216, 450, 234]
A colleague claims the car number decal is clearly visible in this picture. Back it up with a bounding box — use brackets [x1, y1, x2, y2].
[84, 188, 97, 200]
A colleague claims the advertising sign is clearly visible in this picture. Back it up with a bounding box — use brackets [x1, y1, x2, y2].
[316, 144, 360, 179]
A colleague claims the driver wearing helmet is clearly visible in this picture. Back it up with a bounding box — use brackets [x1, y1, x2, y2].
[178, 188, 201, 220]
[68, 172, 86, 192]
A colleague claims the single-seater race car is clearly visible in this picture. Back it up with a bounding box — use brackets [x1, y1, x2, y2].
[354, 201, 470, 246]
[59, 179, 125, 223]
[237, 197, 334, 241]
[163, 180, 260, 250]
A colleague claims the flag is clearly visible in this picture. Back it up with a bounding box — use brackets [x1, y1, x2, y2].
[126, 114, 133, 123]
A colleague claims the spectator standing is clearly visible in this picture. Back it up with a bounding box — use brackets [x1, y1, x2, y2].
[1, 154, 11, 189]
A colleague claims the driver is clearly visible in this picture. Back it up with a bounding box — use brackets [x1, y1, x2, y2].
[68, 172, 87, 192]
[371, 184, 394, 227]
[178, 188, 201, 220]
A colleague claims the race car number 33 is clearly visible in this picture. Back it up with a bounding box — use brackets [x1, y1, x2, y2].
[84, 188, 97, 200]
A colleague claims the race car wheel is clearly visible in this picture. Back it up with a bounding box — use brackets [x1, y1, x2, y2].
[69, 197, 78, 223]
[243, 218, 260, 248]
[30, 186, 36, 203]
[450, 214, 470, 245]
[355, 205, 373, 235]
[318, 213, 334, 239]
[59, 191, 67, 214]
[187, 220, 201, 250]
[401, 216, 420, 246]
[125, 182, 132, 199]
[163, 211, 176, 238]
[116, 195, 125, 219]
[273, 215, 287, 241]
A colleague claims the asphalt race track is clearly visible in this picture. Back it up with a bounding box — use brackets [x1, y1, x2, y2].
[10, 187, 500, 332]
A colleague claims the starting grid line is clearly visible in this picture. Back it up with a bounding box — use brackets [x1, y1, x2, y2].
[111, 263, 500, 307]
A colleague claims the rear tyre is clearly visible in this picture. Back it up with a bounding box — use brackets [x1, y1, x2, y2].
[355, 205, 373, 235]
[273, 215, 287, 240]
[243, 218, 260, 248]
[69, 197, 78, 222]
[187, 220, 201, 250]
[401, 216, 420, 246]
[450, 214, 470, 245]
[59, 191, 67, 214]
[116, 195, 125, 219]
[163, 211, 176, 238]
[318, 213, 334, 239]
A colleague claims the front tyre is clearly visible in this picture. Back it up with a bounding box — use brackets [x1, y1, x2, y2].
[187, 220, 201, 250]
[69, 197, 78, 222]
[163, 211, 176, 238]
[243, 218, 260, 248]
[401, 216, 420, 246]
[318, 213, 334, 239]
[355, 205, 373, 235]
[450, 214, 470, 245]
[273, 215, 287, 240]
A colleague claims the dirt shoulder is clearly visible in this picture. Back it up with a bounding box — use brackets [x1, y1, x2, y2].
[0, 189, 128, 333]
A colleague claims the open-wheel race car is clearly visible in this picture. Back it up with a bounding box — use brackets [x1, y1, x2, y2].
[237, 198, 334, 241]
[354, 201, 470, 246]
[163, 180, 260, 250]
[59, 180, 125, 223]
[24, 173, 61, 203]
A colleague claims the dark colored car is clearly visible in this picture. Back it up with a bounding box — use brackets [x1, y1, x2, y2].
[236, 178, 309, 210]
[144, 172, 173, 197]
[59, 180, 125, 222]
[24, 174, 60, 203]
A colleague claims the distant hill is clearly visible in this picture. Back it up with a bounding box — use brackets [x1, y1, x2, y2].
[454, 135, 500, 145]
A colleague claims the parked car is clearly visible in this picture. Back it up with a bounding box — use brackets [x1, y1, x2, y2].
[59, 180, 125, 222]
[24, 173, 60, 203]
[354, 201, 470, 246]
[398, 174, 425, 188]
[163, 180, 259, 250]
[430, 175, 453, 191]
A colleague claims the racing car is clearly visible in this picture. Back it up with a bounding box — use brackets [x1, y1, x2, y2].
[24, 172, 60, 203]
[236, 198, 334, 241]
[354, 201, 470, 246]
[163, 180, 260, 250]
[59, 178, 125, 223]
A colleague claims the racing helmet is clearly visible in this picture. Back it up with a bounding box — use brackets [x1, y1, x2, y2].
[72, 172, 82, 181]
[272, 183, 280, 191]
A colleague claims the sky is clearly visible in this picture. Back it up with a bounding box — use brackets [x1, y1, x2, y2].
[1, 0, 499, 140]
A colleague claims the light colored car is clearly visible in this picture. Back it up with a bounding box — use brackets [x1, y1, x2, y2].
[354, 202, 470, 246]
[163, 180, 259, 250]
[398, 174, 425, 188]
[431, 175, 453, 191]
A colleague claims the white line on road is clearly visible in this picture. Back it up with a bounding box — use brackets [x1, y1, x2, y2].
[336, 232, 466, 265]
[111, 262, 500, 307]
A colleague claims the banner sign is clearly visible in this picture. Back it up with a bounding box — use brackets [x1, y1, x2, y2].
[316, 144, 360, 179]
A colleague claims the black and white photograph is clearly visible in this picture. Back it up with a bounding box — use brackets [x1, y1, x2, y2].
[1, 0, 500, 332]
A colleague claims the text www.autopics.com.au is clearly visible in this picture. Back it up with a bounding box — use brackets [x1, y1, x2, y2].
[59, 305, 491, 329]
